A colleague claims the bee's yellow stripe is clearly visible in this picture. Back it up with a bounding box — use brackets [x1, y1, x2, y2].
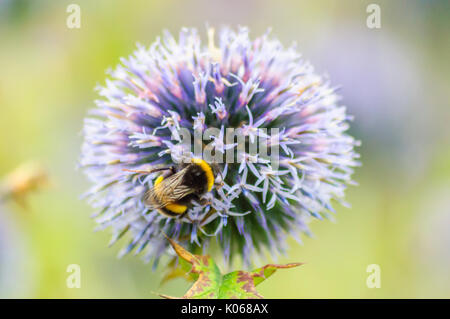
[153, 175, 187, 214]
[154, 175, 164, 186]
[191, 158, 214, 192]
[165, 203, 187, 214]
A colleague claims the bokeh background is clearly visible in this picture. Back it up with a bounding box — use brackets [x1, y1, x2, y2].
[0, 0, 449, 298]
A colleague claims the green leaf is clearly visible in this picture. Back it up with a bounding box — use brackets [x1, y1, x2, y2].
[251, 263, 303, 286]
[160, 236, 303, 299]
[160, 257, 198, 287]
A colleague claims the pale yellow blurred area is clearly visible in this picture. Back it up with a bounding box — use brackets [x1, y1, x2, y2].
[0, 0, 449, 298]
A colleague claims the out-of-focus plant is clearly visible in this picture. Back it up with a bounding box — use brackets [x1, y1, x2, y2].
[0, 161, 48, 208]
[0, 161, 47, 296]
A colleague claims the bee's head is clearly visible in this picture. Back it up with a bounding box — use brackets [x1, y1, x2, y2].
[188, 157, 224, 189]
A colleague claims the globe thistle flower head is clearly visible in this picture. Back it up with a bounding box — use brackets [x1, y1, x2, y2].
[80, 26, 360, 268]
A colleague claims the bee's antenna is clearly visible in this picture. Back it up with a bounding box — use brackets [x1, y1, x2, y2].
[218, 168, 224, 183]
[182, 214, 194, 223]
[212, 161, 224, 188]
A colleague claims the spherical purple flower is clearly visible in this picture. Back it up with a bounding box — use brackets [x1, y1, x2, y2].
[80, 26, 359, 268]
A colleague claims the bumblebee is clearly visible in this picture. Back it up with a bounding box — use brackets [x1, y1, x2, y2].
[125, 158, 220, 218]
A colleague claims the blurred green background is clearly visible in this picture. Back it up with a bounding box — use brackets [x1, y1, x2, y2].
[0, 0, 449, 298]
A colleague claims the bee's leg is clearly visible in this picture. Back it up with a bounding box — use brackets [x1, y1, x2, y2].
[169, 166, 177, 176]
[122, 168, 151, 174]
[214, 181, 224, 189]
[196, 197, 211, 206]
[160, 166, 177, 178]
[178, 211, 193, 223]
[123, 167, 173, 174]
[181, 194, 209, 207]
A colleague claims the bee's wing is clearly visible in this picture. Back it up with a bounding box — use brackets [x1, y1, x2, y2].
[143, 188, 164, 209]
[144, 168, 194, 209]
[158, 169, 195, 201]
